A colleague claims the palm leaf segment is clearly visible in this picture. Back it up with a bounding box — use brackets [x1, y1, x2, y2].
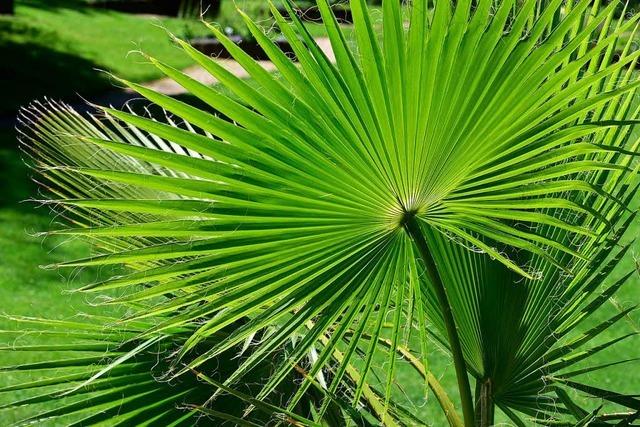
[0, 317, 213, 426]
[0, 315, 352, 426]
[17, 0, 640, 424]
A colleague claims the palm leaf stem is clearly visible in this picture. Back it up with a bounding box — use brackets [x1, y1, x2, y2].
[474, 378, 494, 427]
[347, 332, 464, 427]
[403, 216, 475, 427]
[317, 333, 400, 427]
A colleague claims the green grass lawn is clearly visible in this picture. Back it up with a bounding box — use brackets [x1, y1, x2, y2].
[0, 0, 214, 115]
[0, 133, 113, 321]
[0, 0, 354, 117]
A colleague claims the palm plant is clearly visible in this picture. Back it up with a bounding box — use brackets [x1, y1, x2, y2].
[2, 0, 640, 425]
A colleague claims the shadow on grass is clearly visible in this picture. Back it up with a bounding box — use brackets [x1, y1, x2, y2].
[17, 0, 95, 12]
[0, 144, 36, 210]
[0, 20, 111, 116]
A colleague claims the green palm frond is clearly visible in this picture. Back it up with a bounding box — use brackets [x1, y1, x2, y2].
[15, 100, 462, 426]
[0, 316, 224, 426]
[0, 313, 450, 426]
[12, 0, 640, 425]
[0, 315, 413, 426]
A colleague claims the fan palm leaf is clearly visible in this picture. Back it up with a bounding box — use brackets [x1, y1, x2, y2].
[10, 0, 640, 425]
[14, 99, 461, 426]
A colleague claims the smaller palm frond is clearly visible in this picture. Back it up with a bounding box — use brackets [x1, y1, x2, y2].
[0, 313, 446, 426]
[0, 316, 218, 426]
[0, 314, 360, 426]
[422, 212, 640, 425]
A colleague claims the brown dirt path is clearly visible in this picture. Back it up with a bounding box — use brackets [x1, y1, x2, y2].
[140, 37, 334, 96]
